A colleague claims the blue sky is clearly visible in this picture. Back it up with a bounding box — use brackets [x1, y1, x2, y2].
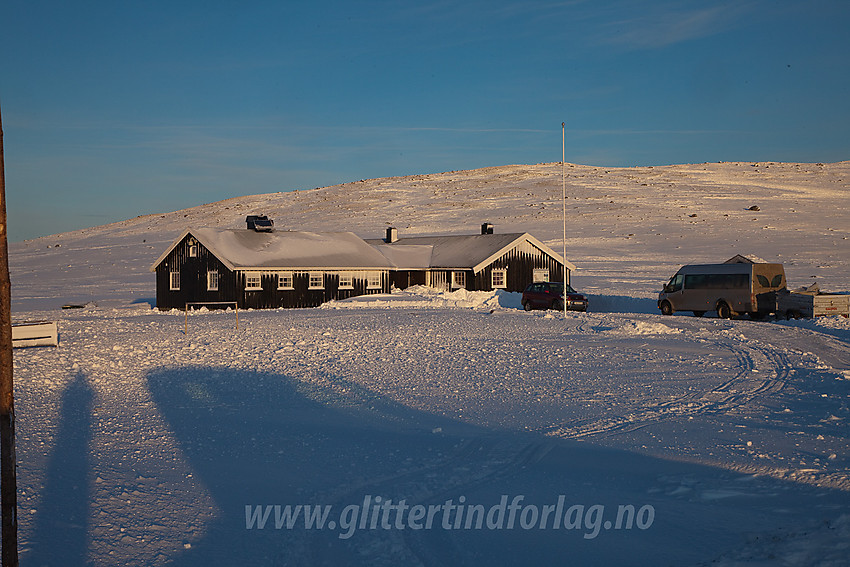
[1, 0, 848, 241]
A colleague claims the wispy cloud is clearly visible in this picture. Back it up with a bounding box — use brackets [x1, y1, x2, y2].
[598, 1, 754, 50]
[573, 128, 744, 136]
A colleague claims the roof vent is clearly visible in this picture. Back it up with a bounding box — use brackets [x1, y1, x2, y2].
[481, 222, 494, 235]
[386, 227, 398, 243]
[246, 215, 274, 232]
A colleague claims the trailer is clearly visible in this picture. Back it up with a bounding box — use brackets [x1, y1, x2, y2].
[777, 285, 850, 319]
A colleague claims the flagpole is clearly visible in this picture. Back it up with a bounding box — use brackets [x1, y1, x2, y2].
[561, 122, 567, 318]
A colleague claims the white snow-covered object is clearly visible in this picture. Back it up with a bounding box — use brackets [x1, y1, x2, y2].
[12, 321, 58, 348]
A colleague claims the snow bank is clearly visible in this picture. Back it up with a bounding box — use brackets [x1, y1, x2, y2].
[322, 285, 523, 311]
[603, 319, 681, 335]
[774, 314, 850, 342]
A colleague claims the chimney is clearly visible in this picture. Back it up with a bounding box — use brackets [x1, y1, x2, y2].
[386, 227, 398, 243]
[481, 222, 494, 235]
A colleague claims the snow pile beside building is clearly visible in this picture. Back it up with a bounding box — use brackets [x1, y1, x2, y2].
[604, 319, 682, 335]
[323, 285, 523, 310]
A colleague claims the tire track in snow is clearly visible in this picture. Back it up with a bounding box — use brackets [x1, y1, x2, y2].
[542, 331, 791, 440]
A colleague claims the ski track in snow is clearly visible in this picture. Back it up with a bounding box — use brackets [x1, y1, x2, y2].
[7, 161, 850, 566]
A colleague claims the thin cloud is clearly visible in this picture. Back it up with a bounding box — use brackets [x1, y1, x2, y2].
[598, 2, 754, 50]
[573, 128, 744, 136]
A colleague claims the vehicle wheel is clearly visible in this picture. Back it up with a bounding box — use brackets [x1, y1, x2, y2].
[523, 301, 533, 311]
[716, 302, 732, 319]
[660, 301, 674, 316]
[785, 310, 801, 320]
[553, 300, 564, 311]
[692, 311, 705, 318]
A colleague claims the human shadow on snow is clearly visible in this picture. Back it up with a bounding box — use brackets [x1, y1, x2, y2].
[143, 366, 850, 567]
[24, 372, 93, 567]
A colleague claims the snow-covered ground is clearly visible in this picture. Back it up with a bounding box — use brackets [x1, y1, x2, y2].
[7, 161, 850, 565]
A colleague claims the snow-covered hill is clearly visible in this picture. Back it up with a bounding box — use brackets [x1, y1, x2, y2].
[8, 162, 850, 566]
[10, 160, 850, 310]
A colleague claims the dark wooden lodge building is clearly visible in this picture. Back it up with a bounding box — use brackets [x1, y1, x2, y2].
[151, 223, 395, 309]
[369, 223, 574, 293]
[152, 219, 574, 310]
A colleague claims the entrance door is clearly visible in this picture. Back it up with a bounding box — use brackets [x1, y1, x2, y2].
[428, 271, 449, 291]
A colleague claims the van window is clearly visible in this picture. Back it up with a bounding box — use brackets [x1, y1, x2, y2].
[755, 273, 784, 290]
[665, 274, 683, 293]
[684, 273, 749, 290]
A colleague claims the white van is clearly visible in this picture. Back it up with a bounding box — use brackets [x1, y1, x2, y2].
[658, 263, 786, 318]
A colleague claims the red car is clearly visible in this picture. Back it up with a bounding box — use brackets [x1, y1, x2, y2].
[522, 282, 588, 312]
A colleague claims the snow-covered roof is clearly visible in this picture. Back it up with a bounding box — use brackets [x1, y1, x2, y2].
[152, 228, 576, 273]
[367, 232, 575, 273]
[371, 244, 434, 269]
[151, 228, 395, 271]
[724, 254, 770, 264]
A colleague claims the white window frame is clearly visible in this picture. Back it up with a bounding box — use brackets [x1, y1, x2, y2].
[491, 268, 507, 289]
[451, 271, 466, 289]
[207, 270, 219, 291]
[366, 272, 382, 289]
[309, 272, 324, 290]
[170, 271, 180, 291]
[338, 272, 354, 290]
[532, 269, 550, 283]
[277, 271, 294, 290]
[245, 271, 262, 291]
[189, 244, 198, 257]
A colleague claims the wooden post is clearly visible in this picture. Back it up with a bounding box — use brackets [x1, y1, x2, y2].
[0, 102, 20, 565]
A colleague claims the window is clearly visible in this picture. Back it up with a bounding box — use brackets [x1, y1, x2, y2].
[245, 272, 262, 290]
[665, 274, 683, 293]
[207, 270, 219, 291]
[684, 273, 749, 290]
[277, 271, 294, 290]
[452, 271, 466, 289]
[533, 269, 550, 283]
[169, 271, 180, 291]
[491, 269, 507, 289]
[189, 245, 198, 257]
[309, 272, 324, 289]
[367, 272, 382, 289]
[756, 274, 784, 289]
[339, 273, 354, 289]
